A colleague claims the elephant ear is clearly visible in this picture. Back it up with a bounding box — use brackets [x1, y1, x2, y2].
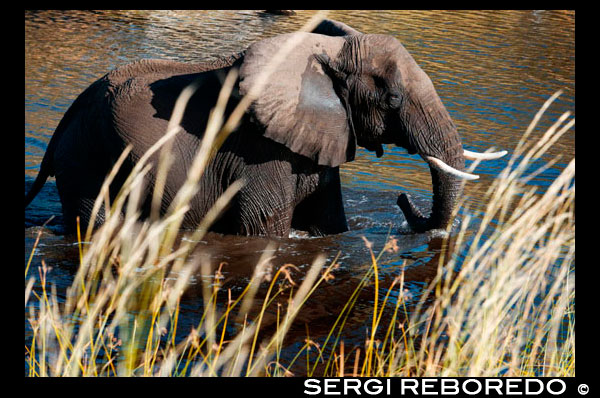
[239, 32, 355, 167]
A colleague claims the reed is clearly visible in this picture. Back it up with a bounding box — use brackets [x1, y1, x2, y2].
[25, 11, 334, 377]
[302, 91, 574, 377]
[24, 11, 574, 375]
[406, 92, 575, 377]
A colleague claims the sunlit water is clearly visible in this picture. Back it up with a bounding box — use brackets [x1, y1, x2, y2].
[25, 10, 574, 375]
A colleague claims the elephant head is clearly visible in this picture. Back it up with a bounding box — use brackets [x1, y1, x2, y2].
[238, 20, 505, 232]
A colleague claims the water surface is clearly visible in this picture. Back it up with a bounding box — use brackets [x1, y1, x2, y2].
[24, 10, 575, 375]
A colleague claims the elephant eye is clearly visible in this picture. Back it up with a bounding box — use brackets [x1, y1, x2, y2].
[387, 91, 402, 108]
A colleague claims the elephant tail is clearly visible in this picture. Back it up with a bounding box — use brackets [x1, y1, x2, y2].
[26, 100, 79, 208]
[25, 77, 104, 209]
[25, 98, 73, 208]
[25, 144, 54, 208]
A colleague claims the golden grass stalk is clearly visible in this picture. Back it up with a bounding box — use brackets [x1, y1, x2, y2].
[25, 11, 332, 377]
[25, 12, 573, 376]
[388, 91, 574, 377]
[294, 92, 574, 378]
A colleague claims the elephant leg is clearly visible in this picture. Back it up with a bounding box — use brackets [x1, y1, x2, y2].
[209, 168, 296, 237]
[291, 167, 348, 236]
[237, 187, 295, 236]
[56, 172, 106, 233]
[54, 143, 133, 234]
[213, 194, 294, 237]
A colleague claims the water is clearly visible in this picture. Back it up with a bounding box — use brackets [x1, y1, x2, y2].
[24, 10, 574, 375]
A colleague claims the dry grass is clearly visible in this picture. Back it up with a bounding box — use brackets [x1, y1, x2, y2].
[303, 91, 574, 378]
[390, 91, 575, 377]
[24, 12, 574, 377]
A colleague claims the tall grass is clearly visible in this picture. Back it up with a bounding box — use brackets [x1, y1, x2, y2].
[394, 91, 575, 377]
[24, 12, 574, 376]
[302, 91, 574, 378]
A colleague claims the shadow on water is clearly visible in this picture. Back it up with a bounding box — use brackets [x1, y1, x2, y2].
[175, 231, 454, 376]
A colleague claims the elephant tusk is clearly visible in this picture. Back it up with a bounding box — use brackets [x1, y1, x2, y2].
[425, 156, 480, 180]
[463, 149, 508, 160]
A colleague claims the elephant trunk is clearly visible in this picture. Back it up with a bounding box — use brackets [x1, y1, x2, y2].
[396, 143, 508, 232]
[393, 80, 481, 233]
[397, 161, 464, 232]
[397, 129, 470, 232]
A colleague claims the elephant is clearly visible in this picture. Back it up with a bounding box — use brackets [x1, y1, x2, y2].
[25, 19, 505, 237]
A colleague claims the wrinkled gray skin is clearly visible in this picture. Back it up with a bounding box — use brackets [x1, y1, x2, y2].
[25, 19, 466, 236]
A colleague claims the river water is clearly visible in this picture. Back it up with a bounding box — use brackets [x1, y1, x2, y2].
[25, 10, 574, 375]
